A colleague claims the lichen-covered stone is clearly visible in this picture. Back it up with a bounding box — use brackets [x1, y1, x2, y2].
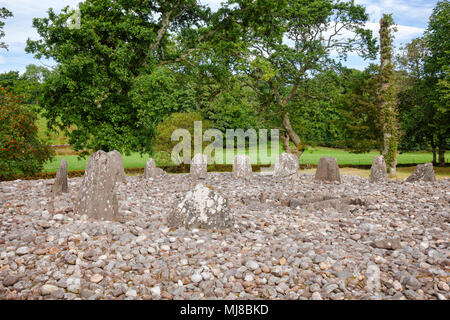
[369, 155, 387, 183]
[107, 150, 127, 182]
[168, 183, 234, 229]
[190, 154, 207, 179]
[405, 163, 436, 182]
[74, 150, 120, 221]
[144, 158, 167, 179]
[232, 155, 252, 180]
[273, 153, 299, 177]
[315, 156, 341, 183]
[51, 158, 68, 195]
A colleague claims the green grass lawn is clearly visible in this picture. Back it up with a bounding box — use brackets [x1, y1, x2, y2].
[42, 146, 449, 173]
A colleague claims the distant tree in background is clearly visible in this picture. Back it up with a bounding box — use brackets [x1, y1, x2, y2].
[423, 0, 449, 165]
[338, 65, 382, 153]
[233, 0, 377, 157]
[0, 7, 12, 51]
[397, 1, 449, 166]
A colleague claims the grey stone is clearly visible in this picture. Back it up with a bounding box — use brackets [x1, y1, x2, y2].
[405, 163, 436, 182]
[52, 158, 68, 194]
[144, 158, 167, 179]
[232, 155, 252, 180]
[314, 156, 341, 182]
[190, 154, 207, 179]
[74, 150, 120, 221]
[371, 238, 402, 250]
[273, 153, 299, 177]
[369, 156, 387, 183]
[168, 183, 233, 230]
[3, 275, 19, 286]
[107, 150, 127, 182]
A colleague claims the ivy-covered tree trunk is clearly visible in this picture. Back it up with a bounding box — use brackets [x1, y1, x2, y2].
[379, 14, 399, 175]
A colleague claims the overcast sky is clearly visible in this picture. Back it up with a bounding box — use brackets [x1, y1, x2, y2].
[0, 0, 439, 73]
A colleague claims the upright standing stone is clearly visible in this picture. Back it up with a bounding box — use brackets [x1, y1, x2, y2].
[405, 163, 436, 182]
[52, 158, 68, 195]
[315, 156, 341, 183]
[74, 150, 119, 221]
[369, 155, 387, 183]
[273, 153, 299, 177]
[190, 154, 207, 179]
[168, 183, 234, 229]
[232, 155, 252, 180]
[144, 158, 166, 178]
[107, 150, 127, 182]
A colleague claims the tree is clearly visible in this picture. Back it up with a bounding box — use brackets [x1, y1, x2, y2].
[0, 7, 12, 51]
[379, 13, 399, 174]
[423, 0, 449, 165]
[26, 0, 223, 155]
[233, 0, 377, 157]
[396, 1, 449, 166]
[338, 65, 382, 153]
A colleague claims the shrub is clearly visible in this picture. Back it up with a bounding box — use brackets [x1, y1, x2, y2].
[0, 87, 53, 177]
[153, 112, 212, 164]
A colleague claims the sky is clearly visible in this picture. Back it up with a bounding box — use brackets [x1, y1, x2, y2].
[0, 0, 440, 74]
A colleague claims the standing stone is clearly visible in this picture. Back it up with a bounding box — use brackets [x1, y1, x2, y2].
[273, 153, 299, 177]
[168, 183, 234, 229]
[144, 158, 167, 178]
[232, 155, 252, 180]
[405, 163, 436, 182]
[107, 150, 127, 182]
[52, 158, 68, 195]
[74, 150, 119, 221]
[369, 155, 387, 183]
[314, 156, 341, 183]
[190, 154, 207, 179]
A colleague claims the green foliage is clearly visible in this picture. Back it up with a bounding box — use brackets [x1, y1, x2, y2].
[337, 65, 382, 152]
[379, 13, 399, 171]
[397, 1, 449, 164]
[153, 112, 211, 162]
[0, 7, 12, 50]
[232, 0, 377, 150]
[26, 0, 213, 155]
[0, 87, 53, 177]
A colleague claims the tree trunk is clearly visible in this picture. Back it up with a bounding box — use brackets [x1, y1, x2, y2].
[281, 112, 303, 157]
[431, 138, 437, 166]
[438, 137, 446, 167]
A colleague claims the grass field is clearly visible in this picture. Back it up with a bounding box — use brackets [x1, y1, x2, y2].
[36, 117, 448, 177]
[42, 145, 449, 179]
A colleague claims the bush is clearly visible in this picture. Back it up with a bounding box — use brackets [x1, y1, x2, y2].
[153, 112, 212, 164]
[0, 87, 53, 177]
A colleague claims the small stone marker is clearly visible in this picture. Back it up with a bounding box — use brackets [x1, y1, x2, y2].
[190, 153, 207, 179]
[273, 153, 299, 177]
[144, 158, 167, 178]
[107, 150, 127, 182]
[405, 163, 436, 182]
[314, 156, 341, 183]
[74, 150, 120, 221]
[369, 155, 387, 183]
[168, 183, 234, 229]
[232, 155, 252, 180]
[52, 158, 68, 195]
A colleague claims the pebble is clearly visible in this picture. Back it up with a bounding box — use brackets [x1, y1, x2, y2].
[0, 172, 447, 301]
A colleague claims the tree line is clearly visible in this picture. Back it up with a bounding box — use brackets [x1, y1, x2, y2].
[0, 0, 448, 176]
